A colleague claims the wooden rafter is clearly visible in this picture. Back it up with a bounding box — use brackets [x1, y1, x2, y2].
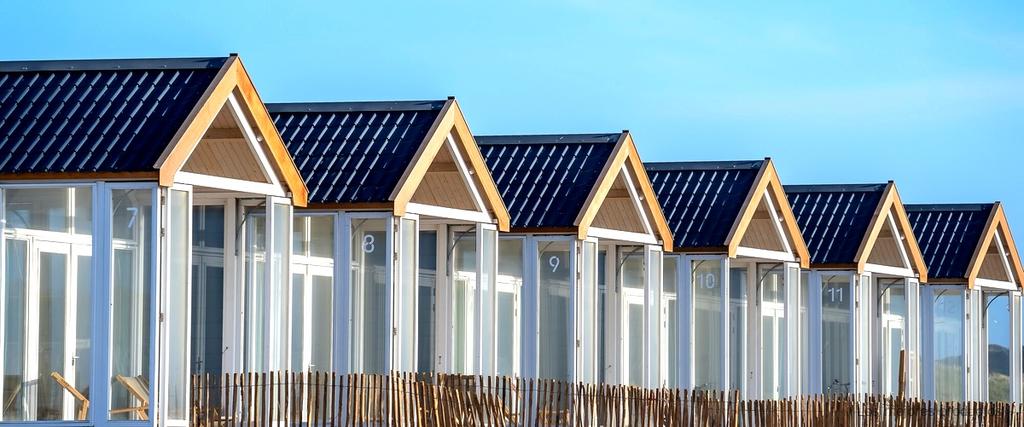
[853, 182, 929, 281]
[154, 55, 309, 207]
[966, 202, 1024, 289]
[574, 132, 674, 251]
[724, 158, 810, 268]
[389, 98, 511, 231]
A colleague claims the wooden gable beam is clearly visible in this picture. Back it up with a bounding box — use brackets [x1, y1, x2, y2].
[449, 101, 511, 232]
[854, 182, 929, 281]
[966, 203, 1024, 289]
[575, 132, 673, 251]
[154, 55, 308, 206]
[389, 98, 509, 231]
[724, 159, 810, 268]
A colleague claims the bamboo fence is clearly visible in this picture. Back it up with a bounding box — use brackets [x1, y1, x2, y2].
[190, 371, 1024, 426]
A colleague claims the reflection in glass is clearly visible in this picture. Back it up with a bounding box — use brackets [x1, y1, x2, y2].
[496, 238, 523, 377]
[821, 275, 852, 395]
[538, 241, 571, 381]
[693, 259, 723, 391]
[759, 265, 785, 399]
[878, 280, 906, 396]
[729, 267, 748, 394]
[934, 290, 964, 401]
[986, 293, 1010, 402]
[109, 189, 153, 420]
[351, 219, 388, 373]
[192, 205, 225, 376]
[452, 228, 477, 373]
[664, 257, 679, 388]
[417, 231, 437, 373]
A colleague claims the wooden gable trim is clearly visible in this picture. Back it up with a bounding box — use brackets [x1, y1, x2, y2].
[449, 101, 511, 232]
[154, 56, 309, 207]
[724, 158, 810, 268]
[966, 203, 1024, 289]
[853, 182, 929, 282]
[574, 132, 674, 251]
[388, 99, 510, 231]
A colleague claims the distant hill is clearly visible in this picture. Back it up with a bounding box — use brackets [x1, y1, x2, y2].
[989, 344, 1010, 376]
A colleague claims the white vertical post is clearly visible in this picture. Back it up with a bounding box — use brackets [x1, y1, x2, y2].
[646, 246, 662, 388]
[806, 270, 823, 395]
[784, 263, 801, 397]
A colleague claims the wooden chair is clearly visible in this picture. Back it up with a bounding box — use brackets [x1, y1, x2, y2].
[110, 375, 149, 420]
[49, 372, 89, 421]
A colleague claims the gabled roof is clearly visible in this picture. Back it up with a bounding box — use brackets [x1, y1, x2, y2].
[270, 98, 509, 230]
[478, 133, 619, 230]
[646, 159, 809, 267]
[786, 182, 927, 279]
[0, 57, 223, 176]
[0, 55, 308, 206]
[479, 131, 672, 250]
[907, 203, 1024, 288]
[270, 100, 444, 205]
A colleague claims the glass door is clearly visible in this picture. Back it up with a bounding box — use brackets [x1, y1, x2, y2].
[496, 237, 524, 377]
[759, 264, 785, 399]
[821, 274, 855, 395]
[877, 279, 907, 396]
[619, 247, 645, 386]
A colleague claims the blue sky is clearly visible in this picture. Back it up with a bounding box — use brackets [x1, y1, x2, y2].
[4, 1, 1024, 232]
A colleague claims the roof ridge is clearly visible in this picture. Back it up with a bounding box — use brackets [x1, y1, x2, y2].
[784, 183, 888, 193]
[644, 160, 764, 171]
[904, 203, 995, 212]
[0, 56, 229, 72]
[476, 133, 622, 145]
[267, 100, 448, 113]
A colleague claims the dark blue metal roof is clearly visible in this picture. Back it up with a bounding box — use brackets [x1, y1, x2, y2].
[477, 134, 620, 229]
[905, 203, 993, 280]
[645, 160, 764, 249]
[785, 184, 887, 265]
[0, 57, 226, 174]
[268, 100, 446, 204]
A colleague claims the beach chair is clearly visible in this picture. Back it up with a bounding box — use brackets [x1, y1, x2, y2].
[111, 375, 149, 420]
[49, 372, 89, 421]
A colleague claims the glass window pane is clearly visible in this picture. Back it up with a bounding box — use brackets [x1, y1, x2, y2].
[37, 252, 67, 420]
[4, 188, 69, 232]
[729, 267, 748, 394]
[879, 280, 907, 396]
[581, 241, 597, 382]
[663, 256, 678, 388]
[311, 275, 334, 371]
[822, 275, 852, 395]
[986, 293, 1010, 402]
[621, 248, 644, 289]
[417, 231, 437, 374]
[290, 273, 305, 372]
[597, 250, 607, 384]
[934, 290, 964, 401]
[271, 204, 290, 369]
[496, 238, 523, 377]
[538, 240, 571, 381]
[3, 239, 27, 420]
[759, 264, 785, 398]
[310, 216, 334, 258]
[399, 219, 417, 372]
[451, 228, 477, 373]
[480, 229, 496, 374]
[109, 189, 153, 420]
[166, 190, 189, 420]
[245, 213, 267, 371]
[627, 303, 644, 386]
[351, 218, 388, 373]
[192, 205, 225, 377]
[693, 259, 723, 391]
